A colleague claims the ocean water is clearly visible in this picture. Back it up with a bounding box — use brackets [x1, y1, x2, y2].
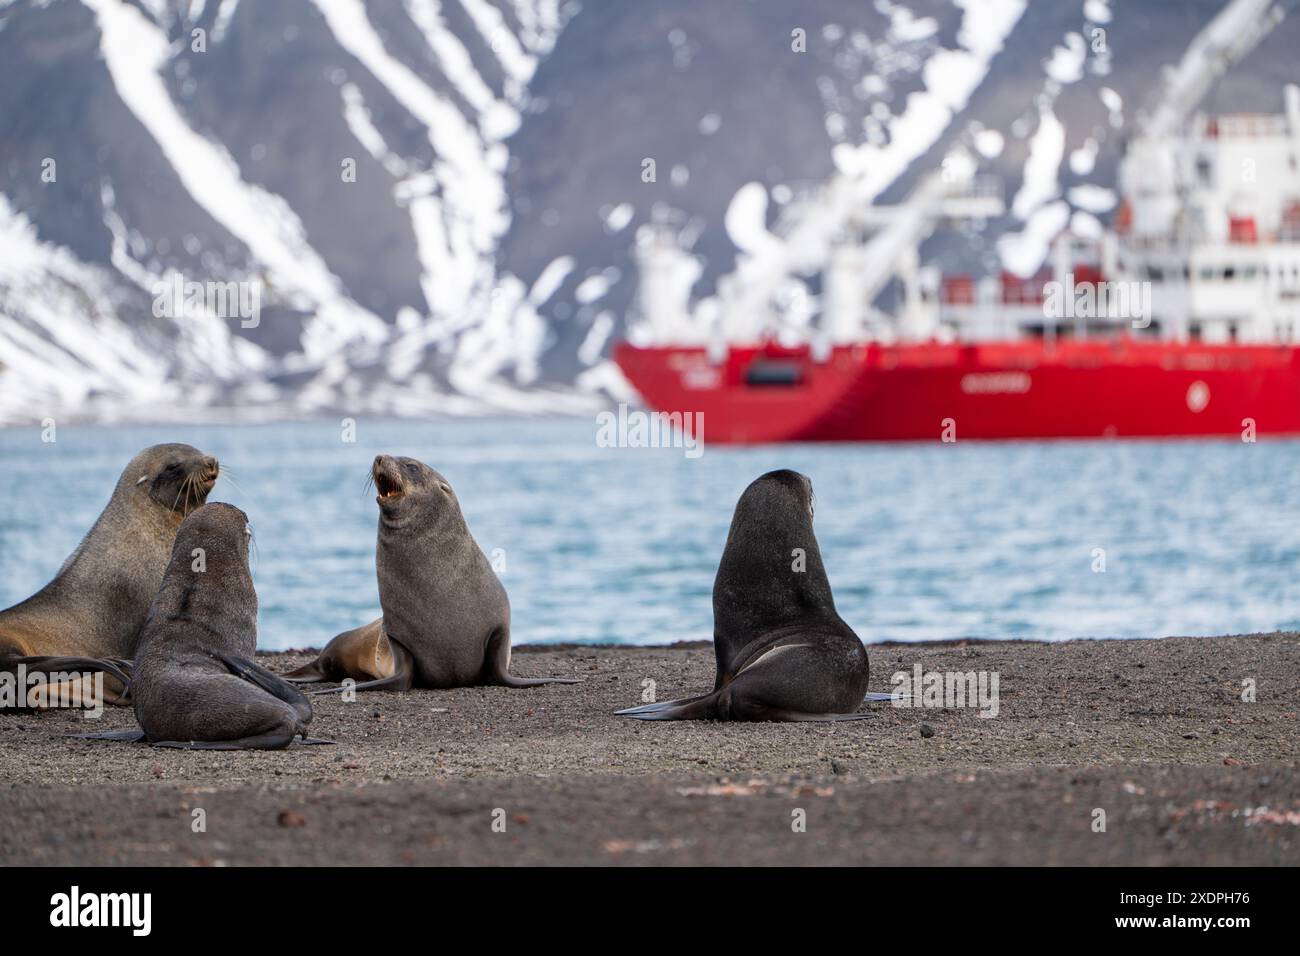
[2, 419, 1300, 650]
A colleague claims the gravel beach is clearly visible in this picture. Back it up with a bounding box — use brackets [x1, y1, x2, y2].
[1, 634, 1297, 866]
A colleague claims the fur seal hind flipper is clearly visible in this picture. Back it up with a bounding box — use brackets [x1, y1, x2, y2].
[308, 639, 415, 695]
[150, 732, 299, 750]
[620, 700, 876, 722]
[615, 687, 880, 722]
[754, 709, 876, 722]
[69, 729, 147, 742]
[68, 729, 334, 748]
[483, 628, 582, 687]
[4, 655, 133, 690]
[864, 692, 897, 702]
[281, 659, 327, 683]
[8, 655, 133, 681]
[614, 697, 703, 716]
[615, 693, 719, 721]
[283, 619, 394, 684]
[149, 732, 335, 750]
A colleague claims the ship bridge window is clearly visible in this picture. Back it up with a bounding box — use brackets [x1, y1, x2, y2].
[745, 359, 804, 387]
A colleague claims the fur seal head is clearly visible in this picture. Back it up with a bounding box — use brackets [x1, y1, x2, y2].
[371, 454, 459, 529]
[124, 443, 221, 521]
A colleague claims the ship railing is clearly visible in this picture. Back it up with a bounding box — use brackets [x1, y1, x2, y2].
[1205, 114, 1289, 138]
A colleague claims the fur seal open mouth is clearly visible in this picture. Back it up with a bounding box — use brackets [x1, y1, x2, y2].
[372, 457, 406, 504]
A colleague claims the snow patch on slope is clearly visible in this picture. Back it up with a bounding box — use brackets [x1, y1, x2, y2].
[82, 0, 387, 366]
[1011, 105, 1065, 218]
[831, 0, 1028, 190]
[0, 194, 263, 423]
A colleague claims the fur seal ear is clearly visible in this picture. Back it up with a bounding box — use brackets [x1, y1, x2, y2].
[136, 475, 149, 485]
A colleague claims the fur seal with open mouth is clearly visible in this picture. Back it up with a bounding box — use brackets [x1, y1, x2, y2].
[0, 443, 220, 705]
[617, 469, 888, 721]
[284, 455, 578, 693]
[79, 503, 327, 749]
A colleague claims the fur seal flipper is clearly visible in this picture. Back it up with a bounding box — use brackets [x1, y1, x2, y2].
[286, 456, 580, 693]
[121, 503, 330, 750]
[3, 655, 134, 692]
[307, 637, 414, 695]
[288, 619, 415, 694]
[1, 443, 219, 705]
[615, 469, 876, 722]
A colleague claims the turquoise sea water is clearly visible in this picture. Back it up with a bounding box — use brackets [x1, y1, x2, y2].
[2, 419, 1300, 649]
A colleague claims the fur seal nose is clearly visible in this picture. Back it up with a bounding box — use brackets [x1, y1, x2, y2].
[200, 456, 219, 482]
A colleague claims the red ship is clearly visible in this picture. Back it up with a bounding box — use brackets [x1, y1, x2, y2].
[614, 337, 1300, 444]
[613, 1, 1300, 444]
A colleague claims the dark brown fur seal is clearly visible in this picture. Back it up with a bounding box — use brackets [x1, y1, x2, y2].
[0, 443, 219, 704]
[80, 503, 327, 749]
[285, 455, 578, 693]
[617, 469, 885, 721]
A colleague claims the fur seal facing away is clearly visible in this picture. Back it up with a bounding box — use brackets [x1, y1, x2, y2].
[79, 503, 328, 749]
[285, 455, 578, 693]
[617, 469, 889, 721]
[0, 443, 220, 704]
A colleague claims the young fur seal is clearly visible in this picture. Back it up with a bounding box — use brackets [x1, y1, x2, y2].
[0, 443, 220, 704]
[284, 455, 578, 693]
[617, 469, 889, 721]
[80, 503, 327, 749]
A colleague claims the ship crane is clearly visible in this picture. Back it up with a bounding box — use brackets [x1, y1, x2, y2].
[631, 150, 1002, 348]
[822, 154, 1003, 344]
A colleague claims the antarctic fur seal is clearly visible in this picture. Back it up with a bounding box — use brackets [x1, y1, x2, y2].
[617, 469, 887, 721]
[0, 443, 220, 704]
[81, 503, 327, 749]
[285, 455, 578, 692]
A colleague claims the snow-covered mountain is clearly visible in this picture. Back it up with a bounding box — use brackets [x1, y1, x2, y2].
[0, 0, 1295, 424]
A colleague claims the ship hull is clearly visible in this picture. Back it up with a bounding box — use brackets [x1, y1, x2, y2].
[613, 339, 1300, 443]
